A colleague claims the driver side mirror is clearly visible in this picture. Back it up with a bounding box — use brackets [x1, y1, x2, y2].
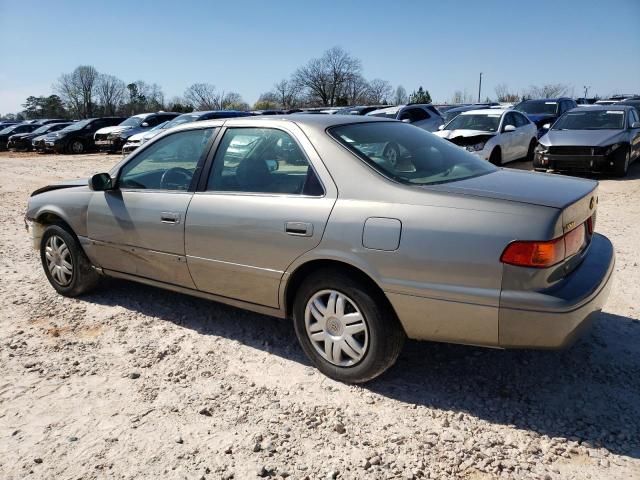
[88, 172, 114, 191]
[503, 124, 516, 132]
[631, 122, 640, 129]
[542, 123, 551, 130]
[141, 122, 149, 127]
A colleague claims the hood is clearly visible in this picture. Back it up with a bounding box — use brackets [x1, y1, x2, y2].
[10, 132, 34, 140]
[428, 168, 596, 209]
[31, 178, 87, 197]
[95, 125, 131, 136]
[435, 129, 496, 139]
[126, 131, 147, 141]
[540, 129, 623, 147]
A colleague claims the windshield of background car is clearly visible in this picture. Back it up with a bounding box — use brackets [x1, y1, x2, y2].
[330, 122, 496, 186]
[443, 110, 465, 123]
[0, 125, 17, 134]
[32, 124, 54, 134]
[165, 114, 200, 128]
[515, 101, 558, 115]
[119, 116, 144, 127]
[553, 110, 626, 130]
[369, 110, 398, 119]
[61, 119, 91, 131]
[444, 113, 501, 132]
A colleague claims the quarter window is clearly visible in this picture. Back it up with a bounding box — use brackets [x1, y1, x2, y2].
[119, 128, 215, 191]
[207, 128, 323, 195]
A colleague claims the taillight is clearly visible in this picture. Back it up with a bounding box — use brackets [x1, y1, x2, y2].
[501, 223, 586, 268]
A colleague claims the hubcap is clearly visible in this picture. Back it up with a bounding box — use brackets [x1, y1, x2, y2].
[45, 235, 73, 286]
[304, 290, 369, 367]
[384, 147, 398, 167]
[72, 141, 83, 153]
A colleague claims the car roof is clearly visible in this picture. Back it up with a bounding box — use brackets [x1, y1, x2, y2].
[459, 108, 508, 115]
[519, 97, 571, 102]
[573, 104, 633, 112]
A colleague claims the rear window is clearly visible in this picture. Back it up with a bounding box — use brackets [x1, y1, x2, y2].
[329, 122, 496, 186]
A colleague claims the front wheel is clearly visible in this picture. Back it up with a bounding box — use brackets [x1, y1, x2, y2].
[67, 140, 85, 154]
[40, 224, 100, 296]
[293, 269, 405, 383]
[489, 147, 502, 166]
[613, 146, 631, 177]
[526, 138, 537, 162]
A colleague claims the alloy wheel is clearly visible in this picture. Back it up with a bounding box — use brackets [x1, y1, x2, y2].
[45, 235, 73, 286]
[304, 289, 369, 366]
[71, 141, 83, 154]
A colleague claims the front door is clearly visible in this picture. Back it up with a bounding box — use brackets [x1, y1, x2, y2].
[185, 125, 336, 308]
[87, 127, 216, 287]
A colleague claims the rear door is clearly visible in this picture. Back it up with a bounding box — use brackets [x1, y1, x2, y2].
[87, 127, 217, 287]
[185, 122, 337, 308]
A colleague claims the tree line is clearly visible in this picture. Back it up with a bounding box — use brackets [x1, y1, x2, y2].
[2, 46, 576, 120]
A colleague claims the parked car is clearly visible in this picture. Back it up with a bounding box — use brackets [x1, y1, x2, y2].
[619, 98, 640, 115]
[0, 123, 42, 150]
[43, 117, 125, 154]
[0, 121, 19, 129]
[94, 112, 180, 153]
[334, 105, 391, 116]
[25, 115, 613, 383]
[7, 122, 71, 151]
[534, 105, 640, 176]
[514, 97, 577, 137]
[441, 104, 497, 124]
[122, 110, 253, 154]
[435, 109, 537, 164]
[367, 104, 444, 132]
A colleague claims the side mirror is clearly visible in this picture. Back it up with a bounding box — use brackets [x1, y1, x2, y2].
[631, 122, 640, 129]
[503, 124, 516, 132]
[141, 122, 149, 127]
[437, 124, 445, 131]
[265, 159, 279, 172]
[88, 173, 113, 191]
[542, 123, 551, 130]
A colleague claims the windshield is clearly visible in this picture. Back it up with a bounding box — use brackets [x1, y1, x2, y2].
[0, 125, 17, 134]
[119, 116, 144, 127]
[444, 113, 501, 132]
[33, 124, 53, 134]
[61, 119, 91, 131]
[443, 110, 466, 123]
[150, 120, 170, 131]
[165, 114, 199, 128]
[330, 122, 496, 186]
[553, 110, 626, 130]
[515, 101, 558, 115]
[369, 110, 398, 119]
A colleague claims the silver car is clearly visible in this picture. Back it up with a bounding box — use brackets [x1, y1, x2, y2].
[25, 115, 614, 383]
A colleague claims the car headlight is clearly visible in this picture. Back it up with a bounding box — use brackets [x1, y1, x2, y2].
[535, 144, 549, 154]
[603, 143, 622, 156]
[465, 142, 485, 152]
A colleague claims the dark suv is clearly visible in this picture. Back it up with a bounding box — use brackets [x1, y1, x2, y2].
[94, 112, 180, 153]
[514, 97, 577, 137]
[44, 117, 126, 154]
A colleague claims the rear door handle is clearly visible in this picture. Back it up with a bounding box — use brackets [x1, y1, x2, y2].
[161, 212, 181, 224]
[285, 222, 313, 237]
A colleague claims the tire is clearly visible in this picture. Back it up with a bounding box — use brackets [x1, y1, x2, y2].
[382, 142, 401, 168]
[613, 146, 631, 178]
[292, 268, 405, 383]
[489, 147, 502, 166]
[526, 138, 537, 162]
[67, 139, 85, 154]
[40, 224, 100, 297]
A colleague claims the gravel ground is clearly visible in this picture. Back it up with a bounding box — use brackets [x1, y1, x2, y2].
[1, 151, 639, 480]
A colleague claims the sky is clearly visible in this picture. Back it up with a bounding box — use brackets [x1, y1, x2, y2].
[1, 0, 639, 114]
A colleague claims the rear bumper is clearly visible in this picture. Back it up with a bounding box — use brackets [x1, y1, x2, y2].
[96, 138, 124, 152]
[499, 233, 614, 348]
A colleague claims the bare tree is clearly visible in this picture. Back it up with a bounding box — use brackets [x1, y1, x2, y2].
[184, 83, 219, 110]
[54, 65, 99, 118]
[393, 85, 408, 105]
[494, 83, 520, 103]
[254, 92, 280, 110]
[366, 79, 393, 104]
[220, 91, 247, 110]
[340, 75, 369, 105]
[96, 74, 126, 115]
[273, 79, 301, 109]
[294, 47, 362, 106]
[523, 83, 570, 99]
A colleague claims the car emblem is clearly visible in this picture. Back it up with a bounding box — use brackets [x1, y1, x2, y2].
[589, 197, 595, 210]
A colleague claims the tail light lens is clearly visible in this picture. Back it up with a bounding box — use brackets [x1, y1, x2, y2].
[501, 223, 587, 268]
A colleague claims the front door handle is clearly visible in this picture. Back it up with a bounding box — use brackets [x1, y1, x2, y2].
[161, 212, 181, 224]
[285, 222, 313, 237]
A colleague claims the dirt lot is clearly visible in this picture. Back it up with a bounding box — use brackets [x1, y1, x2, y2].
[1, 151, 639, 480]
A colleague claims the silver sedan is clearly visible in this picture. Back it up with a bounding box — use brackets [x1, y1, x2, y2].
[25, 115, 614, 383]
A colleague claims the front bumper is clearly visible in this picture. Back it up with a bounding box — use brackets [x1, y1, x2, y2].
[95, 137, 125, 152]
[122, 141, 141, 155]
[499, 233, 614, 348]
[534, 153, 615, 173]
[8, 139, 31, 150]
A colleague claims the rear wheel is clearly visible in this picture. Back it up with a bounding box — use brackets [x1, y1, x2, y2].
[613, 146, 631, 177]
[40, 224, 99, 296]
[489, 147, 502, 165]
[293, 269, 405, 383]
